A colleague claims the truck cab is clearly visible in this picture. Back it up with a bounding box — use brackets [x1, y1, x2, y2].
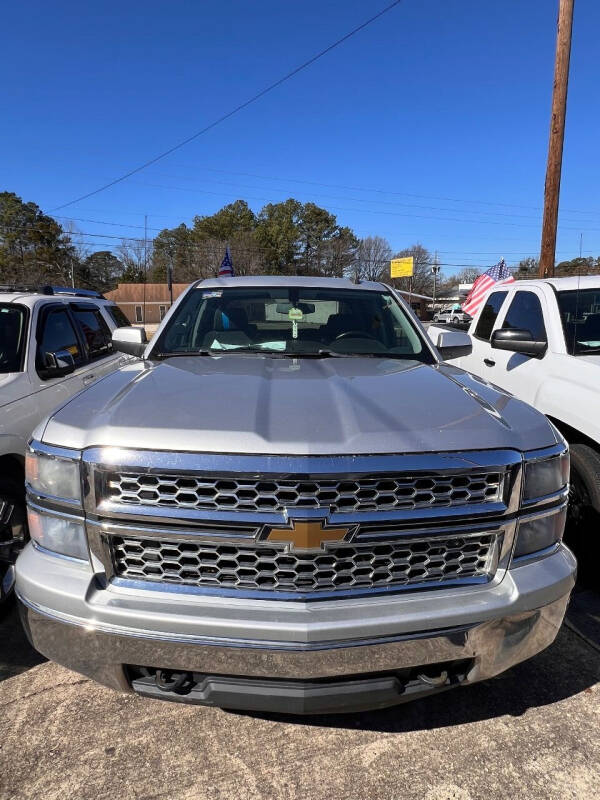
[440, 275, 600, 536]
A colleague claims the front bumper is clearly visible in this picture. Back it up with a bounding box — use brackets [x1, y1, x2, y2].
[16, 543, 576, 713]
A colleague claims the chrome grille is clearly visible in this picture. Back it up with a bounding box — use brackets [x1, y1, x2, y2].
[105, 471, 503, 514]
[111, 531, 497, 595]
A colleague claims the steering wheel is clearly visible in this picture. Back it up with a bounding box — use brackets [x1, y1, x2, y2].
[334, 330, 379, 341]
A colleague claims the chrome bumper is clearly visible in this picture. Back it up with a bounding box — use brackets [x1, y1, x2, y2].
[19, 592, 570, 693]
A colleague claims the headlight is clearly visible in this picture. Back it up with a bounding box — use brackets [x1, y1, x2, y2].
[513, 505, 567, 560]
[25, 449, 81, 503]
[27, 507, 89, 561]
[523, 450, 569, 502]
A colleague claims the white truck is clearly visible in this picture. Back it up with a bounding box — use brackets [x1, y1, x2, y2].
[0, 285, 133, 597]
[430, 275, 600, 528]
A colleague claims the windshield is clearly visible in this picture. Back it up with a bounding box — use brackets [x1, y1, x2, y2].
[153, 286, 433, 362]
[0, 304, 27, 373]
[556, 289, 600, 355]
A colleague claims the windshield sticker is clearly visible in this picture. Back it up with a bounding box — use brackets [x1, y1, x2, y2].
[202, 291, 223, 298]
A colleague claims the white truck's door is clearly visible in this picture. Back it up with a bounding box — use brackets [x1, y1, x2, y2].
[455, 289, 511, 380]
[483, 287, 551, 404]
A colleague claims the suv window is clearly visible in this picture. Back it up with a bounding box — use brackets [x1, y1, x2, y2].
[106, 304, 131, 328]
[501, 291, 547, 341]
[0, 304, 27, 373]
[474, 291, 508, 340]
[37, 308, 83, 370]
[71, 304, 113, 360]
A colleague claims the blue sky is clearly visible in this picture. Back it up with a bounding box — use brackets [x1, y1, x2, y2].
[2, 0, 599, 275]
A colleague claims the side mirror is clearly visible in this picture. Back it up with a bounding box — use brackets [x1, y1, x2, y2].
[491, 328, 547, 357]
[112, 326, 147, 357]
[434, 329, 472, 359]
[42, 349, 76, 378]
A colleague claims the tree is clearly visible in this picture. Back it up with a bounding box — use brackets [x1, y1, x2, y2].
[193, 200, 256, 241]
[514, 257, 539, 279]
[555, 256, 598, 276]
[117, 238, 149, 282]
[254, 198, 303, 273]
[354, 236, 392, 281]
[392, 244, 436, 295]
[78, 251, 124, 293]
[0, 191, 78, 285]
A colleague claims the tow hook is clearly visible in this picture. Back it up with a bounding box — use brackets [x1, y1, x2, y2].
[416, 669, 449, 688]
[155, 669, 191, 692]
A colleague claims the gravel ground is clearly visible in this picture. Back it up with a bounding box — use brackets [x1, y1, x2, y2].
[1, 592, 599, 800]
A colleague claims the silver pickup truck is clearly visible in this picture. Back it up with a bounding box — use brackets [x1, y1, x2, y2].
[16, 276, 575, 714]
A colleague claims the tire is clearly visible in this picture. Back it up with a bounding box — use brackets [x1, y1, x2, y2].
[0, 477, 27, 563]
[569, 444, 600, 519]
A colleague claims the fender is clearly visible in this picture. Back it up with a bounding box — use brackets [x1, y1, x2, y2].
[534, 375, 600, 448]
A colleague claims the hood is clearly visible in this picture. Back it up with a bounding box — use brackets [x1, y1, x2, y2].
[41, 356, 557, 455]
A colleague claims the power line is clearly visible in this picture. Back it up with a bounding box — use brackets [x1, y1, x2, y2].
[163, 162, 600, 218]
[127, 180, 600, 233]
[51, 1, 405, 212]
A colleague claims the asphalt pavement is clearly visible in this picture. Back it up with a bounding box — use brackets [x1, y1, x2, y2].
[1, 588, 599, 800]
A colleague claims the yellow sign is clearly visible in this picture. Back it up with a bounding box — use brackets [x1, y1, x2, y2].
[390, 257, 414, 278]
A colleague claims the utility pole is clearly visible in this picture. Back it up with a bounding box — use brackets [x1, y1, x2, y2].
[539, 0, 575, 278]
[431, 253, 440, 313]
[142, 214, 148, 325]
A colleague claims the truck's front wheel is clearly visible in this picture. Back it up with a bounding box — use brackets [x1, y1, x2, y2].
[569, 443, 600, 524]
[0, 477, 27, 572]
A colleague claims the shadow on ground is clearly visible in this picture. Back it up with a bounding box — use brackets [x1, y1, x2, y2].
[0, 600, 46, 682]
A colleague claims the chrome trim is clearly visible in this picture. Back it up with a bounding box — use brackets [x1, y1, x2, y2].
[16, 591, 474, 649]
[82, 446, 522, 475]
[521, 486, 569, 510]
[25, 485, 82, 510]
[28, 439, 82, 462]
[522, 442, 568, 462]
[31, 540, 89, 565]
[27, 497, 86, 523]
[82, 447, 523, 525]
[510, 501, 568, 566]
[107, 573, 496, 603]
[87, 499, 513, 527]
[87, 515, 513, 601]
[17, 591, 572, 683]
[518, 499, 568, 524]
[511, 541, 562, 566]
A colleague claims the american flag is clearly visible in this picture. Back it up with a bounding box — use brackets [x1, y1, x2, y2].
[462, 259, 514, 317]
[218, 246, 234, 277]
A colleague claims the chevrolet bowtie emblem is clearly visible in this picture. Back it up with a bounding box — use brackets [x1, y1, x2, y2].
[266, 518, 351, 551]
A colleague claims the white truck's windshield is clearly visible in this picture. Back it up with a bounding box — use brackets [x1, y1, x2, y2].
[0, 304, 27, 373]
[557, 289, 600, 355]
[154, 286, 433, 361]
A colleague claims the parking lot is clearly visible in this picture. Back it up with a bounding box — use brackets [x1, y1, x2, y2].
[1, 586, 598, 800]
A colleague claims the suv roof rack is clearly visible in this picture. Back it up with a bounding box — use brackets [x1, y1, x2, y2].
[50, 286, 105, 299]
[0, 284, 105, 299]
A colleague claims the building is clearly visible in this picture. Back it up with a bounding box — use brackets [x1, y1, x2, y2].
[396, 290, 433, 320]
[105, 283, 190, 324]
